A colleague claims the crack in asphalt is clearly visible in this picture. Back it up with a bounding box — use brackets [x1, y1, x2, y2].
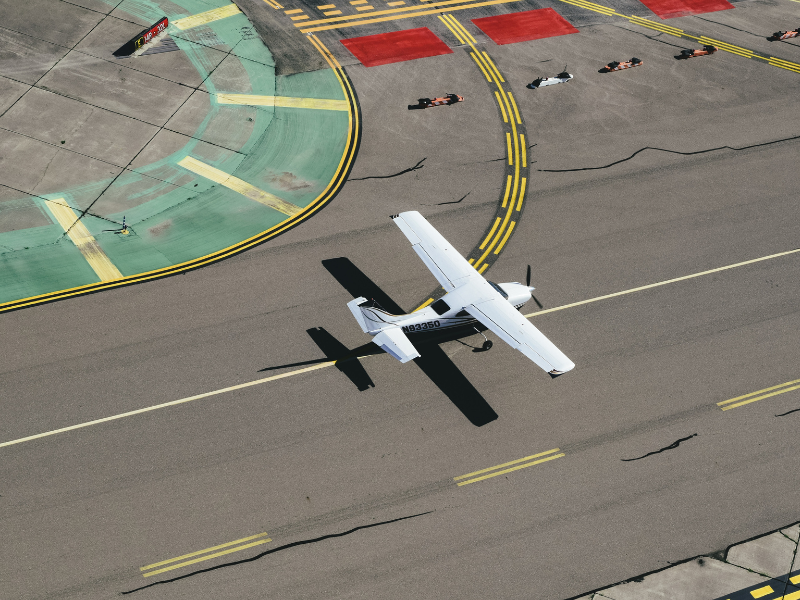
[121, 511, 432, 594]
[435, 191, 470, 206]
[348, 158, 426, 180]
[538, 135, 800, 172]
[776, 407, 800, 417]
[621, 433, 697, 462]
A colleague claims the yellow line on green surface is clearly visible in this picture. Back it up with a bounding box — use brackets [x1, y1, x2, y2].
[178, 157, 301, 216]
[45, 200, 123, 282]
[216, 93, 349, 111]
[523, 248, 800, 318]
[173, 4, 241, 30]
[142, 538, 272, 577]
[141, 532, 271, 571]
[457, 453, 565, 486]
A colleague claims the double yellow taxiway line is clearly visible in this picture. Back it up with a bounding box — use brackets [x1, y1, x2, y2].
[1, 248, 797, 450]
[454, 448, 564, 486]
[140, 532, 272, 577]
[717, 378, 800, 412]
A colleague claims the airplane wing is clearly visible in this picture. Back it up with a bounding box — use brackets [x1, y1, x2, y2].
[467, 298, 575, 375]
[391, 212, 480, 291]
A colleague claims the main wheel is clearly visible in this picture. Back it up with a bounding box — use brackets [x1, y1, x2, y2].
[482, 340, 493, 351]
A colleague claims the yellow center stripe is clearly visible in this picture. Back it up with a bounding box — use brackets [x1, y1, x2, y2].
[455, 448, 561, 480]
[457, 453, 565, 485]
[439, 14, 465, 43]
[172, 4, 241, 30]
[142, 538, 272, 577]
[719, 383, 800, 411]
[216, 93, 349, 111]
[178, 157, 301, 216]
[506, 132, 513, 165]
[44, 200, 123, 282]
[141, 532, 271, 571]
[480, 217, 502, 249]
[470, 52, 491, 81]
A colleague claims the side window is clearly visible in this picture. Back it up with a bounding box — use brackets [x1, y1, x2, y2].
[431, 299, 450, 316]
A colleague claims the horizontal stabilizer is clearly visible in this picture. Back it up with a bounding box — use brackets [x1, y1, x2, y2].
[347, 297, 370, 333]
[373, 327, 420, 363]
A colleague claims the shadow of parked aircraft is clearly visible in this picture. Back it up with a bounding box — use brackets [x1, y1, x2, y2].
[320, 257, 498, 427]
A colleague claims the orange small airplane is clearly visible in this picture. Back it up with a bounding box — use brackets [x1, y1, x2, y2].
[602, 58, 643, 72]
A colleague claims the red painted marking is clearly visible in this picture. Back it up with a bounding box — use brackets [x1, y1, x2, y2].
[471, 8, 578, 46]
[637, 0, 733, 19]
[341, 28, 453, 67]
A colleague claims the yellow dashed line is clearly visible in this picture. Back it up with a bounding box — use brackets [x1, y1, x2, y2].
[516, 177, 526, 211]
[478, 263, 489, 274]
[500, 175, 513, 208]
[324, 10, 343, 14]
[178, 157, 301, 216]
[506, 132, 513, 165]
[285, 7, 304, 13]
[479, 217, 502, 250]
[317, 3, 336, 7]
[291, 14, 310, 20]
[494, 221, 516, 254]
[519, 133, 526, 167]
[45, 200, 123, 282]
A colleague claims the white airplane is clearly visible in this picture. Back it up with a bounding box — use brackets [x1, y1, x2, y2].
[347, 211, 575, 376]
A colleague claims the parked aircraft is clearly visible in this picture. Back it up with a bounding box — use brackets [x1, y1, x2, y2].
[347, 212, 575, 376]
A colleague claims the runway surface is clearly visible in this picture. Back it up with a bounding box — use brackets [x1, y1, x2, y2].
[2, 0, 800, 598]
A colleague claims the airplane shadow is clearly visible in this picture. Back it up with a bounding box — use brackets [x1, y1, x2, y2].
[321, 257, 498, 427]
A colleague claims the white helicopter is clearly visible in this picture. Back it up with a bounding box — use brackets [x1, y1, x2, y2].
[347, 211, 575, 376]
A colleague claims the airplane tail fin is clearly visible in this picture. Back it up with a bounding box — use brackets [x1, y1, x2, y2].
[346, 297, 411, 334]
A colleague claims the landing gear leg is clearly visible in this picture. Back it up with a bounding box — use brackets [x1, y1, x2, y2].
[474, 327, 493, 351]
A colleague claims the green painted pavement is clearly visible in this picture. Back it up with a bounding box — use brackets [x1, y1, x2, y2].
[0, 0, 355, 307]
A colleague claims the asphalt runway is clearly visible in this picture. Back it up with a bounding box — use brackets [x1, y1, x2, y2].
[2, 0, 800, 599]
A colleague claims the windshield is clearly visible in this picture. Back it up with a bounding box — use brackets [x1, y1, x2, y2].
[488, 281, 508, 299]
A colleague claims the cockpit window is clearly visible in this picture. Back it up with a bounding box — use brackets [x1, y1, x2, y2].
[431, 299, 450, 316]
[488, 281, 508, 299]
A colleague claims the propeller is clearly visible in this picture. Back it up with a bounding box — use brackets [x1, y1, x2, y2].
[526, 265, 544, 309]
